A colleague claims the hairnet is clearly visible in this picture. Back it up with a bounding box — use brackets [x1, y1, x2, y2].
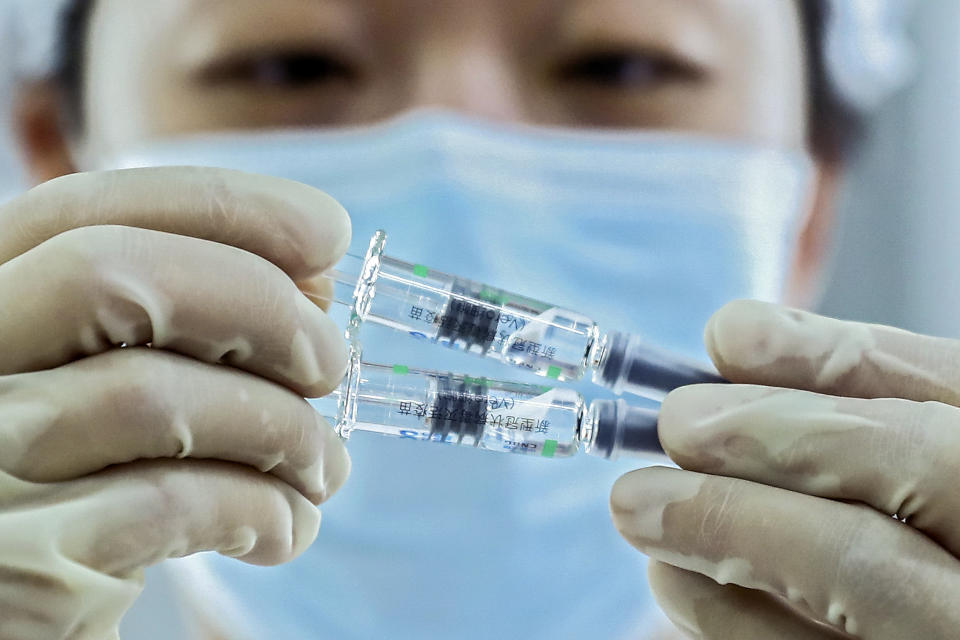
[824, 0, 916, 110]
[0, 0, 918, 112]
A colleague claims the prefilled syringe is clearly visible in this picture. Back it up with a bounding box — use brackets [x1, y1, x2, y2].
[311, 230, 725, 400]
[309, 346, 664, 461]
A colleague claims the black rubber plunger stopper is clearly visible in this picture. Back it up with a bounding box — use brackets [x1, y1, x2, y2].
[429, 375, 487, 444]
[437, 279, 500, 353]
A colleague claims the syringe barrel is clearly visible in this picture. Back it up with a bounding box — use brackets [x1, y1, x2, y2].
[352, 231, 598, 382]
[592, 330, 726, 400]
[335, 232, 723, 397]
[583, 399, 663, 460]
[315, 349, 584, 458]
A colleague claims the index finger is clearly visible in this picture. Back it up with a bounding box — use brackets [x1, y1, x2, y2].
[0, 167, 351, 278]
[705, 300, 960, 406]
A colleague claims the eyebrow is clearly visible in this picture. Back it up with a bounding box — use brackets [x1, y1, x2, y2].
[554, 0, 722, 61]
[173, 0, 366, 60]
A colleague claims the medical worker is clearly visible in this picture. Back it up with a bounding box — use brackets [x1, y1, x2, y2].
[1, 1, 955, 639]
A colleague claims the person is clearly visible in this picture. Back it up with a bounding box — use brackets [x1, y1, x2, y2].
[2, 1, 955, 639]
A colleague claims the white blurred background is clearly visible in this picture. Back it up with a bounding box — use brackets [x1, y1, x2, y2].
[0, 1, 958, 637]
[817, 1, 960, 338]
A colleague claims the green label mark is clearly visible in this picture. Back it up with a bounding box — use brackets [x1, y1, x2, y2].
[463, 376, 490, 388]
[546, 366, 562, 380]
[392, 364, 410, 375]
[413, 264, 430, 278]
[542, 439, 558, 458]
[478, 286, 509, 305]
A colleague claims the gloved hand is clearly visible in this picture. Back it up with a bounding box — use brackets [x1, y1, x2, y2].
[611, 300, 960, 640]
[0, 167, 352, 639]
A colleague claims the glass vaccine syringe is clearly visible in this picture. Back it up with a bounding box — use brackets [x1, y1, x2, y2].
[309, 231, 725, 400]
[310, 346, 664, 460]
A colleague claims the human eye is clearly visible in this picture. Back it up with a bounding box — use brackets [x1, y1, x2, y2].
[195, 48, 360, 90]
[555, 48, 706, 90]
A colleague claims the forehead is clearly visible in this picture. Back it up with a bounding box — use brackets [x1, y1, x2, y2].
[91, 0, 800, 38]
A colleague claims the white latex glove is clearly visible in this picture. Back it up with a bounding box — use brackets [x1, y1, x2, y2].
[0, 167, 352, 639]
[611, 300, 960, 640]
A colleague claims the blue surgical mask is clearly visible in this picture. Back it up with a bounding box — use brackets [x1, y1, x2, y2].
[98, 111, 815, 640]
